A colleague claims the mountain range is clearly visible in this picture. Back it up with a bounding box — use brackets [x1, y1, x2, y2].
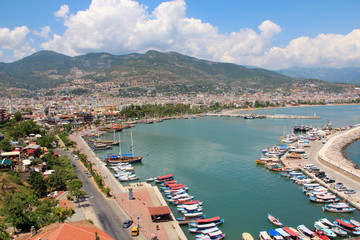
[275, 67, 360, 85]
[0, 50, 356, 93]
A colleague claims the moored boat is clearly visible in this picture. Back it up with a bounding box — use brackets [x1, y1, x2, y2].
[268, 214, 283, 226]
[333, 219, 360, 235]
[259, 231, 271, 240]
[322, 203, 355, 213]
[242, 232, 254, 240]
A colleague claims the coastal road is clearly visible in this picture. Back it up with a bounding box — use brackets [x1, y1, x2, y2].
[57, 148, 132, 240]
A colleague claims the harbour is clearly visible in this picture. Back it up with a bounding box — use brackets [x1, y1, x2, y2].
[91, 104, 360, 239]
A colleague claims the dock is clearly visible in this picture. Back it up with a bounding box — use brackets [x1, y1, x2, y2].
[280, 127, 360, 211]
[206, 113, 320, 119]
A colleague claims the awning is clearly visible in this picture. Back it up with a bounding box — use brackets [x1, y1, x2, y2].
[1, 151, 20, 157]
[0, 159, 12, 165]
[148, 206, 171, 216]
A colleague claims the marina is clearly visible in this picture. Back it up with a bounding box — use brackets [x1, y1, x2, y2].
[91, 104, 360, 239]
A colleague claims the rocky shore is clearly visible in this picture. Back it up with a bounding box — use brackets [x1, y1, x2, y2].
[319, 125, 360, 179]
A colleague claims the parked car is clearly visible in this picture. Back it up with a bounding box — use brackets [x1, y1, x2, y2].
[122, 219, 133, 228]
[131, 226, 139, 236]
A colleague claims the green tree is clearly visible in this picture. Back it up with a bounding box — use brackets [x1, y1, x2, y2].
[14, 111, 22, 122]
[53, 206, 75, 223]
[31, 198, 58, 228]
[27, 172, 48, 198]
[0, 138, 12, 152]
[68, 179, 86, 206]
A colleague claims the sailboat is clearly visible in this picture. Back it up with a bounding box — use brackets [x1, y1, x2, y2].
[105, 132, 143, 164]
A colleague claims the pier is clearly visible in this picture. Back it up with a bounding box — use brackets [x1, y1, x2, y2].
[280, 126, 360, 211]
[206, 112, 320, 119]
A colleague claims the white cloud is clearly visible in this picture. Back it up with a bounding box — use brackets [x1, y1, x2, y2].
[55, 5, 70, 19]
[0, 26, 35, 61]
[38, 0, 360, 69]
[33, 26, 51, 39]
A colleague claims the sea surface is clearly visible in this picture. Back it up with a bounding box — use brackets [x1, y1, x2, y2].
[94, 104, 360, 239]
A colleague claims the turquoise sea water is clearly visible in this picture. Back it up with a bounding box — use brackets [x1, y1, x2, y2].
[95, 105, 360, 239]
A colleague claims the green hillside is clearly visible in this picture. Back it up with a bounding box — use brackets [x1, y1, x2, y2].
[0, 50, 355, 93]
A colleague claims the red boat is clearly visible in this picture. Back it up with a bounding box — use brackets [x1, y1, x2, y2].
[314, 230, 330, 240]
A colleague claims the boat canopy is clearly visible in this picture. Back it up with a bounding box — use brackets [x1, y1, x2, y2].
[260, 231, 271, 240]
[275, 228, 290, 237]
[336, 219, 356, 229]
[208, 230, 223, 237]
[282, 227, 298, 237]
[268, 229, 281, 237]
[157, 174, 174, 180]
[197, 216, 221, 223]
[184, 200, 200, 205]
[298, 225, 314, 235]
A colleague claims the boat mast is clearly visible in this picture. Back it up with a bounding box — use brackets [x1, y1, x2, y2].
[131, 132, 135, 157]
[118, 132, 122, 156]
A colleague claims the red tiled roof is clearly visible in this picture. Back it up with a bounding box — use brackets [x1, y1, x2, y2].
[148, 206, 171, 216]
[31, 220, 114, 240]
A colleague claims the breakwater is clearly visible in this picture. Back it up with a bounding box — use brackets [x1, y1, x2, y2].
[206, 113, 320, 119]
[318, 125, 360, 181]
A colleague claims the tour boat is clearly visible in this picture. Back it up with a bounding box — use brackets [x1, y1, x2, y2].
[282, 227, 299, 239]
[268, 214, 283, 226]
[268, 229, 284, 240]
[196, 230, 225, 240]
[333, 219, 360, 235]
[259, 231, 271, 240]
[242, 232, 254, 240]
[297, 225, 315, 238]
[105, 132, 143, 163]
[330, 226, 347, 237]
[350, 218, 360, 227]
[314, 230, 330, 240]
[322, 203, 355, 213]
[288, 227, 310, 240]
[189, 216, 224, 227]
[155, 174, 174, 182]
[189, 226, 219, 234]
[275, 228, 291, 239]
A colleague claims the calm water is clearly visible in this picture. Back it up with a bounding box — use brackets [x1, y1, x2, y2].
[95, 105, 360, 239]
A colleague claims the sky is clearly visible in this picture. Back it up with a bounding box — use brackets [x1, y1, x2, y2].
[0, 0, 359, 70]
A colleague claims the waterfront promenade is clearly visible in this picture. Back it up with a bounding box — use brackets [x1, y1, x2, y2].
[69, 132, 187, 240]
[281, 125, 360, 210]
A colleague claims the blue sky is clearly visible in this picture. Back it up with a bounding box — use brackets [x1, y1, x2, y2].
[0, 0, 359, 69]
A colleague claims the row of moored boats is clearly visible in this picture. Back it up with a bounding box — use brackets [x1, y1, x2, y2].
[155, 174, 225, 240]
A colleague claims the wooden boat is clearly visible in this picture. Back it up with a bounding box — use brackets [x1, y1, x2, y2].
[350, 219, 360, 227]
[268, 214, 283, 226]
[309, 195, 339, 203]
[242, 232, 254, 240]
[196, 230, 225, 240]
[297, 225, 315, 238]
[189, 216, 224, 227]
[330, 226, 347, 237]
[333, 219, 360, 235]
[189, 226, 219, 234]
[275, 228, 290, 239]
[259, 231, 271, 240]
[288, 227, 310, 240]
[322, 203, 355, 213]
[314, 230, 330, 240]
[268, 229, 284, 240]
[281, 227, 298, 239]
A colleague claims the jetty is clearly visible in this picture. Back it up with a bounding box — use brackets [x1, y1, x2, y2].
[280, 125, 360, 211]
[206, 112, 320, 119]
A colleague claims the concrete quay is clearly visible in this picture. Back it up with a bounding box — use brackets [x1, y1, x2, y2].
[281, 126, 360, 211]
[207, 112, 320, 119]
[70, 132, 187, 240]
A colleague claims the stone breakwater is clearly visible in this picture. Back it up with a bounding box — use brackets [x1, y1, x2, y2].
[318, 125, 360, 179]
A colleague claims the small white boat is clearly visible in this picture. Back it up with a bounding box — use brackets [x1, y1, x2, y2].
[146, 177, 156, 182]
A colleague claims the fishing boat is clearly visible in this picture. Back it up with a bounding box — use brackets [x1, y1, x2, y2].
[196, 230, 225, 240]
[268, 229, 284, 240]
[189, 216, 224, 227]
[309, 195, 339, 203]
[350, 218, 360, 227]
[314, 230, 330, 240]
[259, 231, 271, 240]
[281, 227, 299, 239]
[275, 228, 290, 239]
[242, 232, 254, 240]
[333, 219, 360, 235]
[268, 214, 283, 226]
[322, 203, 355, 213]
[297, 225, 315, 238]
[320, 229, 337, 238]
[105, 132, 143, 163]
[155, 174, 174, 183]
[146, 177, 156, 182]
[189, 226, 219, 234]
[288, 227, 310, 240]
[330, 226, 347, 237]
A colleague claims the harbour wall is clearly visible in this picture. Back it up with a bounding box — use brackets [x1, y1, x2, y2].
[318, 125, 360, 182]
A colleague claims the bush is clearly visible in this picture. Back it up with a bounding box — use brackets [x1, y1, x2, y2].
[66, 194, 74, 201]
